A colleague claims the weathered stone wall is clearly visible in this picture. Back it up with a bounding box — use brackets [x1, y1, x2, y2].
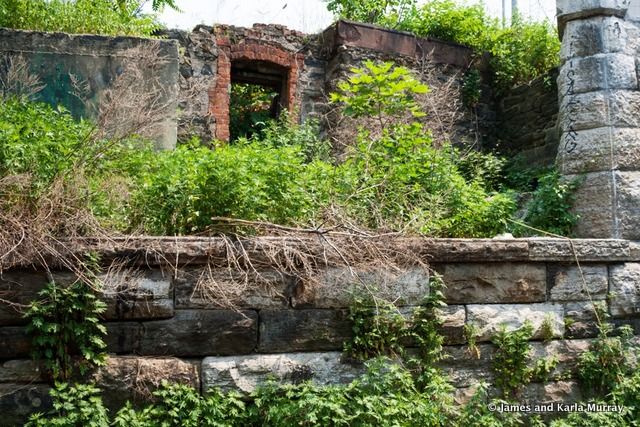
[556, 0, 640, 239]
[494, 69, 560, 167]
[1, 237, 639, 424]
[0, 28, 179, 149]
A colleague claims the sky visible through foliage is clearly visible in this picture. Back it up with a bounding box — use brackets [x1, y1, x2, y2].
[146, 0, 557, 33]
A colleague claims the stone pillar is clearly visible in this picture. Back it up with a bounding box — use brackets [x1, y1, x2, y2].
[556, 0, 640, 239]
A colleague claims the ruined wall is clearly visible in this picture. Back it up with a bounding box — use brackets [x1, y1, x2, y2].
[168, 24, 328, 143]
[494, 69, 560, 167]
[0, 28, 179, 149]
[1, 237, 639, 424]
[556, 0, 640, 239]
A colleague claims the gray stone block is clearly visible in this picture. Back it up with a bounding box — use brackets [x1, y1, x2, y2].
[0, 327, 31, 359]
[174, 268, 290, 310]
[0, 383, 52, 426]
[292, 267, 429, 308]
[466, 304, 564, 341]
[609, 263, 640, 317]
[549, 264, 608, 301]
[102, 269, 174, 321]
[202, 352, 363, 394]
[90, 356, 200, 410]
[139, 310, 258, 357]
[558, 54, 637, 95]
[437, 263, 546, 304]
[258, 309, 351, 352]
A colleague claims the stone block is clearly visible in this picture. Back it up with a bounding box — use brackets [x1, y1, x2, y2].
[174, 268, 290, 309]
[0, 360, 43, 383]
[560, 172, 616, 239]
[437, 263, 546, 304]
[90, 356, 200, 410]
[522, 381, 582, 409]
[292, 267, 429, 308]
[139, 310, 258, 357]
[557, 0, 629, 22]
[558, 54, 637, 95]
[615, 171, 640, 240]
[558, 91, 608, 132]
[0, 270, 48, 326]
[557, 127, 640, 174]
[563, 301, 603, 338]
[438, 344, 494, 387]
[466, 304, 564, 341]
[202, 352, 364, 394]
[0, 327, 31, 359]
[549, 264, 608, 301]
[531, 339, 592, 379]
[0, 383, 52, 426]
[105, 322, 142, 355]
[102, 269, 174, 320]
[609, 263, 640, 317]
[258, 309, 351, 352]
[560, 17, 628, 60]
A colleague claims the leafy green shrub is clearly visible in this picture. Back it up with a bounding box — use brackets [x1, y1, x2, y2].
[24, 280, 107, 381]
[330, 61, 516, 237]
[455, 150, 506, 192]
[26, 382, 109, 427]
[253, 358, 455, 427]
[229, 83, 278, 141]
[0, 97, 91, 192]
[491, 321, 535, 398]
[343, 295, 408, 361]
[325, 0, 416, 25]
[521, 170, 580, 236]
[0, 0, 169, 37]
[577, 323, 638, 396]
[126, 139, 321, 234]
[457, 384, 524, 427]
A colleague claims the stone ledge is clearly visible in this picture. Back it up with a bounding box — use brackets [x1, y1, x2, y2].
[69, 237, 638, 267]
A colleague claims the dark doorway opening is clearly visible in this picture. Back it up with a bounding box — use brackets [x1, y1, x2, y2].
[229, 60, 288, 141]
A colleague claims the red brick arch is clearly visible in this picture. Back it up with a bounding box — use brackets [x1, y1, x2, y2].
[209, 36, 303, 141]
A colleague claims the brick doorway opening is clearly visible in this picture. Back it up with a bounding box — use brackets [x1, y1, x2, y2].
[229, 60, 288, 140]
[210, 38, 302, 141]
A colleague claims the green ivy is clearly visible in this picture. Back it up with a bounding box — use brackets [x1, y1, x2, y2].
[24, 280, 107, 381]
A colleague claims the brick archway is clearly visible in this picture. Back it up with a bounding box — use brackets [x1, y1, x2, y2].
[210, 35, 303, 141]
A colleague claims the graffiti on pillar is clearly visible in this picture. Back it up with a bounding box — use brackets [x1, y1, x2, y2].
[563, 60, 578, 154]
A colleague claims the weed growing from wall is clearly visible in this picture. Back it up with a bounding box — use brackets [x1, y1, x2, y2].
[24, 278, 107, 381]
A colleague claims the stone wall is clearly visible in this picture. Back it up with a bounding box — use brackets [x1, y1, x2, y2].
[1, 237, 639, 424]
[0, 28, 179, 149]
[494, 69, 560, 167]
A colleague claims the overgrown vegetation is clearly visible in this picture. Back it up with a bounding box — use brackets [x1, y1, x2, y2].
[25, 277, 108, 381]
[229, 83, 279, 141]
[0, 0, 175, 37]
[326, 0, 560, 91]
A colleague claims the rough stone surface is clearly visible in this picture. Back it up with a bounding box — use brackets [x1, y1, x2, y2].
[466, 304, 564, 341]
[102, 269, 174, 320]
[202, 352, 363, 394]
[0, 360, 43, 383]
[0, 383, 52, 426]
[609, 263, 640, 317]
[90, 356, 200, 410]
[438, 344, 494, 387]
[549, 264, 608, 301]
[258, 309, 351, 352]
[437, 263, 546, 304]
[558, 54, 637, 95]
[563, 301, 602, 338]
[531, 339, 592, 379]
[0, 327, 31, 359]
[139, 310, 258, 356]
[615, 171, 640, 240]
[292, 267, 429, 308]
[0, 270, 47, 326]
[174, 268, 290, 309]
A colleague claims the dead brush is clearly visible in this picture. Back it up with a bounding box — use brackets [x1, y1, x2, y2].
[155, 219, 433, 312]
